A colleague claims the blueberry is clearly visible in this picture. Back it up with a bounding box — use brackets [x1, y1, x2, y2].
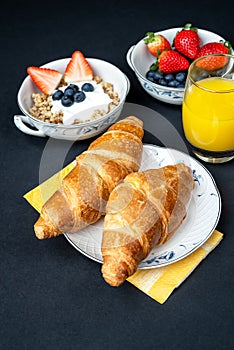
[175, 71, 187, 82]
[146, 70, 155, 78]
[168, 80, 180, 88]
[52, 90, 63, 101]
[146, 71, 156, 82]
[74, 91, 86, 103]
[164, 74, 174, 82]
[64, 87, 75, 98]
[146, 76, 155, 83]
[177, 83, 185, 88]
[69, 84, 79, 92]
[146, 70, 164, 83]
[152, 71, 164, 80]
[158, 78, 168, 86]
[81, 83, 94, 92]
[61, 96, 74, 107]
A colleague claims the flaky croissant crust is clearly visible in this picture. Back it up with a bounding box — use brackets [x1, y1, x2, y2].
[101, 163, 194, 286]
[34, 116, 144, 239]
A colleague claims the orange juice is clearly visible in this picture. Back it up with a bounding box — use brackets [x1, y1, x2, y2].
[182, 77, 234, 152]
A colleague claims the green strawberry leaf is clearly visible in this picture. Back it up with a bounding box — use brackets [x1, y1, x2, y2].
[150, 62, 158, 71]
[144, 32, 155, 44]
[224, 40, 232, 51]
[184, 23, 192, 29]
[183, 23, 198, 32]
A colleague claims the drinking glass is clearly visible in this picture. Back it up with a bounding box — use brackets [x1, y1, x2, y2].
[182, 53, 234, 163]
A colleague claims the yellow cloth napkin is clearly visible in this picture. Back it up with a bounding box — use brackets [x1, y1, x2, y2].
[24, 161, 223, 304]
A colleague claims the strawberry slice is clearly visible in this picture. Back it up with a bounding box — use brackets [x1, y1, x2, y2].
[64, 51, 93, 83]
[27, 66, 62, 94]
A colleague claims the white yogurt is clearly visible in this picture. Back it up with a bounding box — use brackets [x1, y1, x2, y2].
[51, 81, 112, 125]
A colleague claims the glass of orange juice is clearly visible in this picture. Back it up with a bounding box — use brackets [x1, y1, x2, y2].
[182, 53, 234, 163]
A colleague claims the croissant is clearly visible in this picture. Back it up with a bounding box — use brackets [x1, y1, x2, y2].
[34, 116, 144, 239]
[101, 163, 194, 286]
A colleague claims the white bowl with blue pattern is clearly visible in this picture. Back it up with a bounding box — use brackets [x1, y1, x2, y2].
[126, 27, 226, 105]
[15, 57, 130, 140]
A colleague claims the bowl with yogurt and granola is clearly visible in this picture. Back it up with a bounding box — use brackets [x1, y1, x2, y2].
[15, 51, 130, 140]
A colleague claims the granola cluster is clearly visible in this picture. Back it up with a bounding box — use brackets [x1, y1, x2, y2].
[29, 76, 120, 124]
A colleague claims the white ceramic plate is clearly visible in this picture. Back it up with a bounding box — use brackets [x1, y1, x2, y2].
[64, 144, 221, 268]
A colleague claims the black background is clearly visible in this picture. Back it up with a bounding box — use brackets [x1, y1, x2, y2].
[1, 1, 233, 349]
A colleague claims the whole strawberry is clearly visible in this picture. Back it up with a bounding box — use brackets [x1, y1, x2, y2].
[156, 50, 190, 74]
[196, 41, 231, 58]
[144, 32, 171, 57]
[195, 41, 232, 70]
[174, 23, 200, 59]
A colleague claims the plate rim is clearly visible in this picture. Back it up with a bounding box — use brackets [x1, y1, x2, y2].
[64, 144, 222, 268]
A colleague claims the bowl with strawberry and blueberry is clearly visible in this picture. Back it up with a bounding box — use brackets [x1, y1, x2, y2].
[126, 24, 232, 104]
[15, 51, 130, 140]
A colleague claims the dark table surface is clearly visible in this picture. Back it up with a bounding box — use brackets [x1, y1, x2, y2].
[1, 1, 233, 349]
